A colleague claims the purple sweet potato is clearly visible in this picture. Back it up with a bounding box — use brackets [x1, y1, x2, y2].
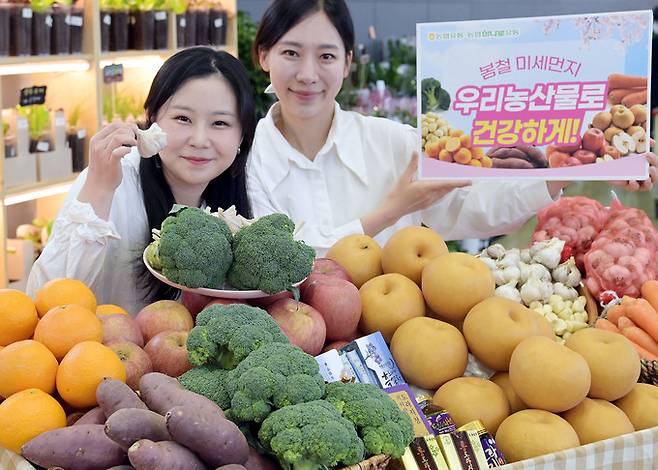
[97, 378, 148, 418]
[21, 424, 127, 470]
[107, 467, 136, 470]
[491, 157, 535, 169]
[139, 372, 223, 416]
[216, 466, 247, 470]
[487, 147, 528, 160]
[516, 145, 548, 168]
[73, 406, 106, 426]
[166, 405, 249, 467]
[128, 439, 206, 470]
[105, 408, 172, 450]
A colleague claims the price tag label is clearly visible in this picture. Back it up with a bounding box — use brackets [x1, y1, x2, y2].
[103, 64, 124, 84]
[179, 17, 186, 27]
[17, 119, 28, 130]
[214, 18, 223, 28]
[70, 15, 83, 27]
[22, 8, 32, 19]
[19, 86, 47, 106]
[155, 11, 167, 21]
[103, 14, 111, 26]
[36, 141, 50, 152]
[55, 116, 66, 127]
[45, 14, 53, 27]
[77, 129, 87, 139]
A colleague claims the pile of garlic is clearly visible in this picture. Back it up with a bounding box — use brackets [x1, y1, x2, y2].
[529, 295, 589, 344]
[479, 238, 585, 341]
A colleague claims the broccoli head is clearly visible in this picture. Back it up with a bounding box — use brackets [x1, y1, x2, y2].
[188, 303, 289, 369]
[178, 364, 231, 410]
[225, 342, 326, 424]
[258, 400, 365, 470]
[227, 213, 315, 294]
[421, 77, 451, 113]
[324, 382, 414, 458]
[157, 207, 233, 289]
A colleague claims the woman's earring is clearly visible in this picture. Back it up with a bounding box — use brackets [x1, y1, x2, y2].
[237, 147, 241, 155]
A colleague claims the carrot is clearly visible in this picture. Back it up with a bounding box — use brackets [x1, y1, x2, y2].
[626, 339, 658, 361]
[640, 280, 658, 313]
[607, 304, 625, 326]
[624, 298, 658, 343]
[595, 318, 620, 333]
[607, 74, 647, 90]
[621, 90, 648, 108]
[620, 325, 658, 356]
[608, 88, 638, 105]
[617, 316, 636, 330]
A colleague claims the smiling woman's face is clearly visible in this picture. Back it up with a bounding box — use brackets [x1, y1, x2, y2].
[259, 11, 352, 121]
[155, 74, 242, 191]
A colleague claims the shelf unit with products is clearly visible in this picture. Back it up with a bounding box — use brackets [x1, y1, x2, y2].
[0, 0, 238, 287]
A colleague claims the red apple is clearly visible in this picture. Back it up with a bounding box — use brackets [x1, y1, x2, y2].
[181, 291, 214, 319]
[320, 340, 351, 354]
[303, 277, 361, 341]
[143, 330, 192, 378]
[136, 300, 194, 343]
[301, 258, 354, 296]
[267, 298, 326, 356]
[107, 340, 153, 390]
[100, 313, 144, 347]
[249, 291, 293, 309]
[582, 128, 605, 153]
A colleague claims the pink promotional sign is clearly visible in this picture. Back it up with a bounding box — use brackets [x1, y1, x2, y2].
[417, 11, 651, 180]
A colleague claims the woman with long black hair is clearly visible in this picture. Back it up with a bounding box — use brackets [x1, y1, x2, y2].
[27, 47, 256, 313]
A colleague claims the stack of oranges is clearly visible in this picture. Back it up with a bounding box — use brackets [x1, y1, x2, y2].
[0, 279, 126, 453]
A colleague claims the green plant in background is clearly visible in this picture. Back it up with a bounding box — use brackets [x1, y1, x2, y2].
[30, 0, 54, 13]
[100, 0, 129, 11]
[129, 0, 157, 10]
[103, 94, 145, 123]
[166, 0, 188, 14]
[67, 104, 82, 129]
[238, 10, 275, 119]
[2, 122, 9, 137]
[16, 105, 51, 141]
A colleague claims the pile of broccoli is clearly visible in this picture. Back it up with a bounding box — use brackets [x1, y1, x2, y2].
[186, 303, 289, 369]
[228, 213, 315, 294]
[146, 207, 233, 289]
[178, 303, 414, 469]
[258, 400, 365, 470]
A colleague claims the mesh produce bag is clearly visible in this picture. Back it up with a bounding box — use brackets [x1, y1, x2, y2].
[583, 199, 658, 300]
[532, 196, 608, 268]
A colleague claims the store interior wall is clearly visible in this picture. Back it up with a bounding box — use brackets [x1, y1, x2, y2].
[239, 0, 657, 47]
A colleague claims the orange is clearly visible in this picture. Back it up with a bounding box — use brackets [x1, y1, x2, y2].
[56, 341, 126, 408]
[0, 340, 58, 398]
[0, 388, 66, 453]
[34, 305, 103, 361]
[96, 304, 129, 316]
[0, 289, 39, 346]
[34, 278, 97, 318]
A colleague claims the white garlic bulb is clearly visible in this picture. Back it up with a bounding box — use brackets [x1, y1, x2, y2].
[137, 123, 168, 158]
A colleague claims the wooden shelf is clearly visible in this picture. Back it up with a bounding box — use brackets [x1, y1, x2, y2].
[0, 54, 94, 67]
[98, 49, 173, 61]
[3, 173, 80, 205]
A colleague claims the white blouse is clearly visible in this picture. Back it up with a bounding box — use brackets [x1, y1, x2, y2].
[26, 150, 152, 315]
[247, 102, 557, 257]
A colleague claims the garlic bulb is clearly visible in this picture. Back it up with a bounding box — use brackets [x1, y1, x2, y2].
[502, 265, 521, 286]
[519, 262, 551, 284]
[137, 123, 168, 158]
[552, 258, 581, 287]
[486, 244, 506, 259]
[530, 238, 565, 269]
[495, 283, 522, 303]
[520, 248, 532, 264]
[498, 251, 521, 269]
[553, 282, 579, 301]
[493, 269, 506, 286]
[520, 277, 554, 305]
